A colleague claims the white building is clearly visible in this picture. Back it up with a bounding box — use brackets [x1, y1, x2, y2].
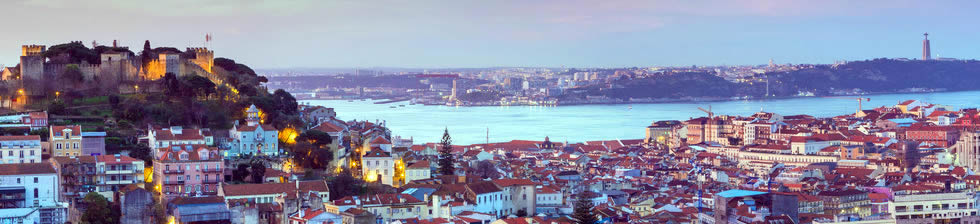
[361, 147, 395, 186]
[0, 162, 68, 224]
[466, 181, 505, 218]
[404, 161, 430, 184]
[890, 192, 979, 222]
[492, 179, 537, 217]
[0, 135, 42, 164]
[535, 186, 562, 215]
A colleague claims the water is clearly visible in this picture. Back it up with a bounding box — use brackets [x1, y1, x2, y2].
[303, 90, 980, 145]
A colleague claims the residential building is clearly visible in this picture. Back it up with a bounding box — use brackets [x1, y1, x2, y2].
[219, 180, 330, 205]
[119, 185, 154, 224]
[80, 132, 106, 156]
[340, 208, 376, 224]
[0, 162, 68, 224]
[148, 126, 209, 158]
[492, 179, 537, 217]
[535, 186, 562, 215]
[466, 181, 506, 217]
[333, 194, 426, 223]
[49, 125, 82, 157]
[362, 147, 395, 186]
[405, 160, 431, 184]
[227, 104, 280, 156]
[890, 192, 978, 222]
[154, 145, 224, 198]
[818, 189, 871, 217]
[50, 155, 144, 206]
[168, 196, 233, 223]
[0, 135, 42, 164]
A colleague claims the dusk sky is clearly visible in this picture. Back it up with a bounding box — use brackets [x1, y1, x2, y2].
[3, 0, 978, 69]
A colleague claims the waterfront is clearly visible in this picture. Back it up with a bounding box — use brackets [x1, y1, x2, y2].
[304, 90, 980, 144]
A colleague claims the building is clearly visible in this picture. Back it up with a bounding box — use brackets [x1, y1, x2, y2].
[332, 194, 425, 223]
[80, 132, 107, 156]
[288, 208, 342, 224]
[118, 185, 154, 224]
[50, 155, 144, 206]
[890, 192, 978, 223]
[405, 160, 431, 184]
[340, 208, 376, 224]
[49, 125, 82, 157]
[0, 162, 68, 224]
[227, 105, 280, 156]
[645, 120, 683, 146]
[168, 196, 232, 224]
[148, 126, 210, 158]
[817, 189, 870, 217]
[492, 179, 537, 217]
[466, 181, 506, 217]
[361, 147, 395, 186]
[954, 130, 980, 172]
[219, 180, 330, 205]
[0, 135, 42, 164]
[154, 145, 224, 198]
[535, 186, 562, 215]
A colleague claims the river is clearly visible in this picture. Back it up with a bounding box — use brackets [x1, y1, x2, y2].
[301, 90, 980, 145]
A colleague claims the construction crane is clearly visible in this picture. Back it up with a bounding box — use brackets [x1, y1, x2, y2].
[822, 97, 871, 113]
[698, 105, 714, 119]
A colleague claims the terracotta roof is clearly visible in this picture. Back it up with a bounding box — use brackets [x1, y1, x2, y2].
[370, 136, 391, 145]
[492, 178, 536, 187]
[313, 122, 345, 133]
[95, 155, 142, 164]
[407, 160, 430, 169]
[362, 147, 391, 158]
[0, 162, 56, 175]
[50, 125, 81, 137]
[171, 196, 225, 205]
[152, 128, 205, 141]
[0, 135, 40, 141]
[157, 144, 222, 161]
[237, 124, 275, 132]
[467, 181, 502, 194]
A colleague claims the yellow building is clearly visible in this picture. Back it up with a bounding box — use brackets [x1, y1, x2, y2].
[50, 125, 82, 157]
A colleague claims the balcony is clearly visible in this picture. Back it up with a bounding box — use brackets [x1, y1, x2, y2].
[163, 169, 185, 174]
[201, 168, 223, 173]
[202, 179, 221, 184]
[106, 180, 135, 185]
[105, 169, 134, 175]
[163, 181, 185, 186]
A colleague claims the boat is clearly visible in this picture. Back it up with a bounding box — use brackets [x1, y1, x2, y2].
[399, 105, 405, 107]
[347, 100, 354, 102]
[628, 105, 632, 110]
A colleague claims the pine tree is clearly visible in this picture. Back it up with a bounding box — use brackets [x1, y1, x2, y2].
[438, 128, 455, 175]
[572, 191, 599, 224]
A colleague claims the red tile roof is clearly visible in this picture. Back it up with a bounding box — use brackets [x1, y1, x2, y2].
[0, 162, 56, 175]
[0, 135, 41, 141]
[221, 180, 330, 198]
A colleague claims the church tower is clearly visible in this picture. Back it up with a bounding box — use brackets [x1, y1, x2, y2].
[922, 33, 931, 60]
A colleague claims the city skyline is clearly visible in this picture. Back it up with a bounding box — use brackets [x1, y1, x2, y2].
[3, 0, 979, 69]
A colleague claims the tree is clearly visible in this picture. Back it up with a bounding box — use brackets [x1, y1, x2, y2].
[438, 128, 455, 176]
[234, 164, 251, 182]
[60, 64, 85, 90]
[297, 130, 332, 149]
[327, 168, 364, 200]
[572, 191, 599, 224]
[127, 144, 152, 164]
[81, 192, 116, 224]
[273, 89, 298, 115]
[251, 162, 266, 183]
[472, 160, 499, 179]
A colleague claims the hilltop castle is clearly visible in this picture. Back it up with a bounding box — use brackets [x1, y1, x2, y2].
[1, 41, 219, 96]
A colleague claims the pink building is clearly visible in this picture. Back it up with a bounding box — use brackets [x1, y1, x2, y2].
[153, 144, 224, 198]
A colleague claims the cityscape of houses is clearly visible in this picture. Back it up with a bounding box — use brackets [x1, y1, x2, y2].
[0, 96, 978, 224]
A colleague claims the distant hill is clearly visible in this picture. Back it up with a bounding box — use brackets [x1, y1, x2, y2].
[567, 59, 980, 100]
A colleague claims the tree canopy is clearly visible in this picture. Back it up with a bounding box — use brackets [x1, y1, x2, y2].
[438, 128, 455, 176]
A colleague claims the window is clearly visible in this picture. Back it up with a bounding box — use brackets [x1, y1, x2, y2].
[56, 143, 61, 149]
[33, 177, 38, 183]
[16, 178, 20, 184]
[34, 188, 38, 197]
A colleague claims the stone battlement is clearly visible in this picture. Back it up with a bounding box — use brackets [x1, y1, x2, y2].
[21, 45, 46, 56]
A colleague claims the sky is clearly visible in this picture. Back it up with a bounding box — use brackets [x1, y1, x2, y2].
[2, 0, 979, 69]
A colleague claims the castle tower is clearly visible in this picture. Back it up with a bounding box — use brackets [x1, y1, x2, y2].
[186, 48, 214, 74]
[19, 45, 47, 96]
[246, 104, 260, 126]
[922, 33, 931, 60]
